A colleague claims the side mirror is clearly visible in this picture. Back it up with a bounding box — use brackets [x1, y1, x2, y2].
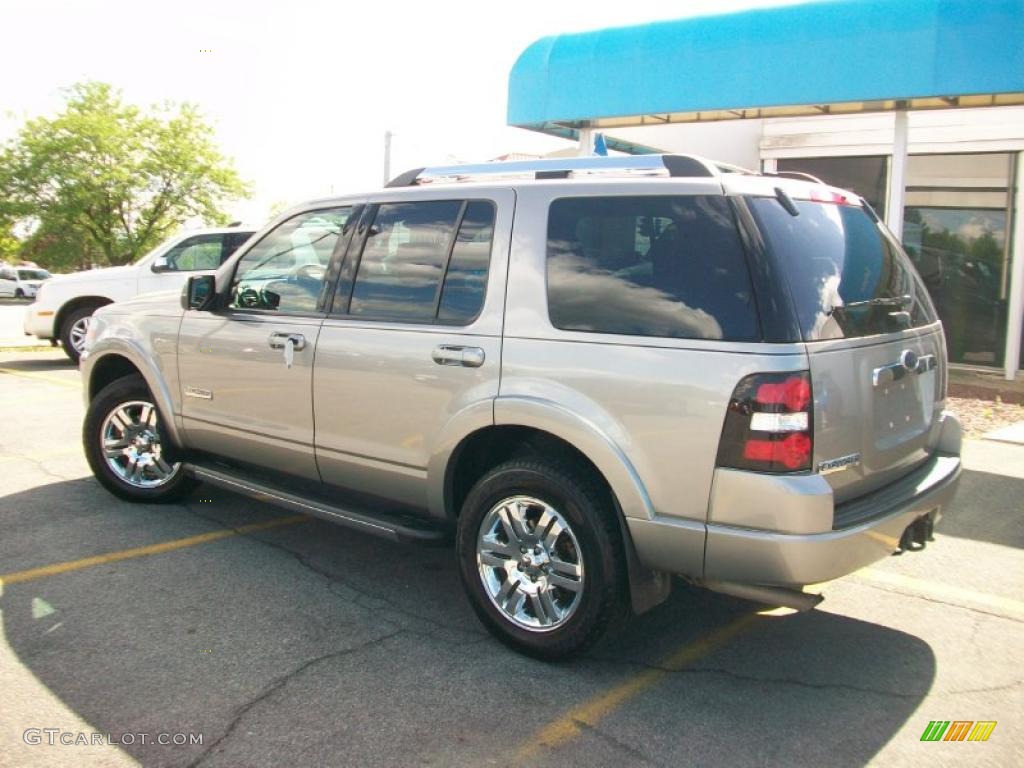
[151, 256, 171, 273]
[183, 275, 217, 311]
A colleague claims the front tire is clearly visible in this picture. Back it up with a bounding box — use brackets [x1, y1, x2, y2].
[14, 288, 24, 299]
[60, 304, 99, 363]
[457, 458, 627, 660]
[83, 375, 196, 502]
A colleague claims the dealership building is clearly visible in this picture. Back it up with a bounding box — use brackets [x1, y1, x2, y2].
[508, 0, 1024, 379]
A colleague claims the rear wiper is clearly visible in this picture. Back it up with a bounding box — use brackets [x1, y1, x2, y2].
[828, 295, 911, 315]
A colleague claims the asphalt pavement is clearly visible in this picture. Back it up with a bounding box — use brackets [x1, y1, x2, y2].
[0, 350, 1021, 767]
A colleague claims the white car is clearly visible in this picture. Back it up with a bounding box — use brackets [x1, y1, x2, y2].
[23, 227, 255, 362]
[0, 266, 51, 299]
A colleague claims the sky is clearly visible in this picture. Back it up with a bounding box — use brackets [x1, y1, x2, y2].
[0, 0, 801, 225]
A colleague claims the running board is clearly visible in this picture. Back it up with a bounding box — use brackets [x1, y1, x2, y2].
[185, 463, 448, 545]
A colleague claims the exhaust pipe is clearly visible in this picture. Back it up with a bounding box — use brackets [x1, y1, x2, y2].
[699, 579, 823, 612]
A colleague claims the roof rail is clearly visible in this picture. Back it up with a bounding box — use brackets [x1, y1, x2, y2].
[385, 154, 723, 187]
[767, 170, 825, 184]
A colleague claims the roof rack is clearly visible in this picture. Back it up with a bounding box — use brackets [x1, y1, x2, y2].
[766, 170, 825, 184]
[385, 154, 734, 187]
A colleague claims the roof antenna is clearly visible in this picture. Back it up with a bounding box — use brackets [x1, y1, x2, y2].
[774, 187, 800, 217]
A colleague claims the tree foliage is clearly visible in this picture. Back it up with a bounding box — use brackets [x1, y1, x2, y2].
[0, 82, 250, 270]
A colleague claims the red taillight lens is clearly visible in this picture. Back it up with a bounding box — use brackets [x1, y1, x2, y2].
[755, 376, 811, 412]
[716, 371, 813, 473]
[742, 433, 812, 470]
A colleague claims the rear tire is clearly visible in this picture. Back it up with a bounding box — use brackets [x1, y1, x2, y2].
[60, 304, 99, 363]
[83, 374, 196, 503]
[456, 458, 627, 660]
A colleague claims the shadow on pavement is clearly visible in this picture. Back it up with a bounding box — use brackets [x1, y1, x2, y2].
[938, 467, 1024, 548]
[0, 353, 76, 372]
[1, 479, 935, 767]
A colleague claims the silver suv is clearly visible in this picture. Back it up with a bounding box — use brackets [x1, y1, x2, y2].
[80, 155, 962, 659]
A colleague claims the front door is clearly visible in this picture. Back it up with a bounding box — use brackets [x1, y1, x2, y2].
[314, 191, 513, 509]
[178, 207, 354, 480]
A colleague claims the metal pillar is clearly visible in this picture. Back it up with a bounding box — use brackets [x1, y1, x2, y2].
[383, 130, 393, 186]
[886, 109, 908, 238]
[577, 127, 593, 157]
[1003, 152, 1024, 380]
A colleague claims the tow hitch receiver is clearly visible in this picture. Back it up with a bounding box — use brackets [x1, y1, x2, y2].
[896, 514, 935, 554]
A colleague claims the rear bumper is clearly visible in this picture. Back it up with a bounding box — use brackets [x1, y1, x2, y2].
[702, 452, 961, 586]
[628, 448, 961, 587]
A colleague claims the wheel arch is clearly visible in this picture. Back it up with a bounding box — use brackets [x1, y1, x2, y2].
[441, 400, 670, 615]
[56, 295, 113, 338]
[83, 345, 185, 452]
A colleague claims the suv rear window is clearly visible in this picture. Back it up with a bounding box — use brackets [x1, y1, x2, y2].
[748, 197, 937, 341]
[546, 196, 758, 341]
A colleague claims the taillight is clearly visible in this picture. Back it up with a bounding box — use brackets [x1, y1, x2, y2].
[716, 371, 813, 473]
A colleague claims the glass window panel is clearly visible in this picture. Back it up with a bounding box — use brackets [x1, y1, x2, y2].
[231, 208, 350, 313]
[546, 196, 758, 341]
[438, 201, 495, 324]
[349, 201, 462, 321]
[904, 206, 1008, 366]
[907, 153, 1011, 189]
[749, 198, 936, 341]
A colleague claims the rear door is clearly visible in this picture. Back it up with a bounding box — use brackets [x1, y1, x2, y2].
[313, 190, 513, 509]
[748, 194, 945, 502]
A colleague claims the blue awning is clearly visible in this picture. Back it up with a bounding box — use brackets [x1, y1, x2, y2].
[508, 0, 1024, 131]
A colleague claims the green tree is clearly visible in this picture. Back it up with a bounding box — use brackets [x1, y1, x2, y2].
[0, 222, 19, 262]
[0, 82, 250, 270]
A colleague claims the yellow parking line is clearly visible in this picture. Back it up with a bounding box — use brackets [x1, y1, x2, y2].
[0, 366, 79, 389]
[515, 613, 757, 762]
[0, 514, 310, 586]
[854, 569, 1024, 620]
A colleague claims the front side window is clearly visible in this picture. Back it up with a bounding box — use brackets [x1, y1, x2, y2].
[163, 234, 226, 271]
[230, 208, 351, 313]
[546, 196, 758, 341]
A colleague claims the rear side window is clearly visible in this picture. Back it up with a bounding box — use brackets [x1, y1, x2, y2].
[748, 198, 937, 341]
[347, 200, 494, 324]
[438, 201, 495, 324]
[546, 196, 758, 341]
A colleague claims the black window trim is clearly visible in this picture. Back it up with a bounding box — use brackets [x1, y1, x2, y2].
[328, 197, 496, 328]
[222, 204, 356, 319]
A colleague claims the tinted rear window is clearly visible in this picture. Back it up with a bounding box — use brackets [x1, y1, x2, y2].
[749, 198, 937, 341]
[546, 196, 758, 341]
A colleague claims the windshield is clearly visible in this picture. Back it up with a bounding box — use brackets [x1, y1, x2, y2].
[749, 197, 937, 341]
[17, 269, 50, 280]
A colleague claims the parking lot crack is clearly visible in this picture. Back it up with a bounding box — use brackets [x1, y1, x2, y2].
[572, 720, 664, 766]
[853, 581, 1024, 625]
[245, 532, 489, 645]
[186, 630, 403, 768]
[946, 678, 1024, 696]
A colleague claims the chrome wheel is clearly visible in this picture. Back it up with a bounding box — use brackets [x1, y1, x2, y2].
[69, 315, 91, 353]
[477, 495, 584, 632]
[100, 400, 178, 488]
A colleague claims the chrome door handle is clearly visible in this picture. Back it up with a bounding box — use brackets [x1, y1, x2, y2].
[268, 332, 306, 351]
[432, 345, 485, 368]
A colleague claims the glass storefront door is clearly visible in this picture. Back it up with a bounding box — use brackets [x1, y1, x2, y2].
[901, 153, 1013, 367]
